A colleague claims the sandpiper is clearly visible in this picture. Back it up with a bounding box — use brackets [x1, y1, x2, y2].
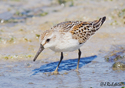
[33, 16, 106, 74]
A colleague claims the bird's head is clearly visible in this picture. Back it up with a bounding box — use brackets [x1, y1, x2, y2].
[33, 30, 59, 61]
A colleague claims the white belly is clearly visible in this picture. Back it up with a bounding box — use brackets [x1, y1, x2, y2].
[49, 32, 84, 52]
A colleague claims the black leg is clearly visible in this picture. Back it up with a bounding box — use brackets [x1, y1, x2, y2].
[77, 49, 81, 70]
[54, 52, 63, 73]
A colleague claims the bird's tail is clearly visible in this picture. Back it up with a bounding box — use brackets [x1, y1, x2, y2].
[93, 16, 106, 30]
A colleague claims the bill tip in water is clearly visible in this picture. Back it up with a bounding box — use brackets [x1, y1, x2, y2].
[33, 59, 36, 61]
[33, 44, 44, 62]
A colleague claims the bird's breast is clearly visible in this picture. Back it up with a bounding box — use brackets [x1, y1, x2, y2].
[49, 32, 84, 52]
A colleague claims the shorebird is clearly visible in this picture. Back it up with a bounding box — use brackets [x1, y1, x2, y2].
[33, 16, 106, 74]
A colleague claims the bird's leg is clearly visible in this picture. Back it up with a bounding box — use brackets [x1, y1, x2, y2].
[53, 52, 63, 75]
[76, 49, 81, 70]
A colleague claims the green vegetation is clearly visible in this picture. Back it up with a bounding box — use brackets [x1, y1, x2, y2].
[105, 55, 124, 62]
[105, 50, 125, 62]
[26, 55, 33, 58]
[0, 37, 16, 44]
[120, 82, 125, 86]
[58, 0, 66, 4]
[19, 29, 23, 31]
[24, 38, 32, 42]
[0, 29, 4, 32]
[36, 34, 40, 38]
[4, 56, 9, 60]
[2, 54, 33, 60]
[118, 8, 125, 24]
[118, 9, 125, 18]
[57, 0, 74, 7]
[112, 62, 125, 71]
[39, 12, 48, 16]
[15, 11, 21, 16]
[9, 37, 14, 43]
[110, 20, 118, 25]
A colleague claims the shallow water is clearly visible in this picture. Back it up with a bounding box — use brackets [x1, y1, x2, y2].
[32, 55, 97, 74]
[0, 55, 125, 88]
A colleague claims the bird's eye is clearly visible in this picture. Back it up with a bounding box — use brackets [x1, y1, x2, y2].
[46, 39, 50, 42]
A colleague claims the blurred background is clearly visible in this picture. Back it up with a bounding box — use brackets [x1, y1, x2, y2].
[0, 0, 125, 88]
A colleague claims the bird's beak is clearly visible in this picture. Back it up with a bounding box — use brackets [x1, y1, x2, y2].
[33, 44, 44, 61]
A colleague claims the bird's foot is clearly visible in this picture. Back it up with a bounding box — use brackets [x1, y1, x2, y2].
[51, 70, 59, 75]
[75, 67, 79, 72]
